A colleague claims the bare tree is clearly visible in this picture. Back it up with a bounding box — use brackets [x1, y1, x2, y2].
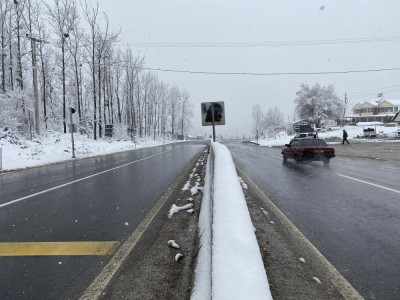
[13, 0, 24, 91]
[113, 49, 123, 123]
[178, 89, 193, 136]
[95, 13, 119, 138]
[46, 0, 78, 133]
[0, 0, 11, 93]
[158, 82, 169, 139]
[65, 15, 83, 123]
[252, 104, 264, 135]
[168, 85, 181, 137]
[264, 106, 284, 129]
[81, 0, 99, 139]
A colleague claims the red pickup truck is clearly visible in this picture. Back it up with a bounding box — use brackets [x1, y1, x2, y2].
[282, 138, 335, 165]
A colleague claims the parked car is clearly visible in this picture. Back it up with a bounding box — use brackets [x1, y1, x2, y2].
[282, 138, 335, 165]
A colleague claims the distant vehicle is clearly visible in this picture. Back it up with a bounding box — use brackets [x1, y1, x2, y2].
[282, 138, 335, 165]
[293, 132, 315, 139]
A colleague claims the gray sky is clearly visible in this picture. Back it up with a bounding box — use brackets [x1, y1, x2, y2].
[96, 0, 400, 137]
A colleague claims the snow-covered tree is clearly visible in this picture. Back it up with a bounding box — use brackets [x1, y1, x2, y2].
[295, 83, 343, 127]
[264, 106, 284, 129]
[251, 104, 264, 136]
[0, 0, 194, 141]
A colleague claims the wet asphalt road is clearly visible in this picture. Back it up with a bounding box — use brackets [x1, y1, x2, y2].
[225, 141, 400, 300]
[0, 142, 206, 300]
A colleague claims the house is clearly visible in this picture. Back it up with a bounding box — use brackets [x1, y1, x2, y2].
[347, 96, 400, 123]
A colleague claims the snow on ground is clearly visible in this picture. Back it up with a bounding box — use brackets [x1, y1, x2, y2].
[0, 132, 172, 171]
[191, 155, 212, 300]
[168, 203, 194, 218]
[255, 125, 400, 147]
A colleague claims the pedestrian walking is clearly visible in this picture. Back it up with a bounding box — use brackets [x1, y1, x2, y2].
[342, 130, 349, 144]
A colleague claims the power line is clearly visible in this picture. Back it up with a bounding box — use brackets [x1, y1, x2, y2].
[115, 35, 400, 48]
[138, 66, 400, 76]
[348, 84, 400, 96]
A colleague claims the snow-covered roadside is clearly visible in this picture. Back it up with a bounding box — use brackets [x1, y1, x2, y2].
[191, 156, 212, 300]
[255, 125, 400, 147]
[0, 132, 172, 171]
[192, 142, 273, 300]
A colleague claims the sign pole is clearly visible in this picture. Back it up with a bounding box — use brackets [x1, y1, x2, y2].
[211, 102, 216, 142]
[70, 108, 76, 158]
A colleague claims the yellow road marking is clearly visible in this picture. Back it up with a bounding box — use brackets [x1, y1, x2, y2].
[0, 242, 120, 256]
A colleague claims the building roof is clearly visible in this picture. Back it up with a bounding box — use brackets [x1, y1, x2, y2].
[385, 99, 400, 106]
[353, 98, 400, 109]
[366, 97, 382, 105]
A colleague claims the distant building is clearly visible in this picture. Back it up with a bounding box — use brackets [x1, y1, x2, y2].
[292, 119, 315, 133]
[347, 95, 400, 123]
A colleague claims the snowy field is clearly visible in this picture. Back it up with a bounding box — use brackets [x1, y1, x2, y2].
[0, 132, 170, 171]
[255, 125, 400, 147]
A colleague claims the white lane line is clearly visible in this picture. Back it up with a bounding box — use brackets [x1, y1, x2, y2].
[0, 150, 173, 209]
[271, 155, 282, 160]
[337, 173, 400, 194]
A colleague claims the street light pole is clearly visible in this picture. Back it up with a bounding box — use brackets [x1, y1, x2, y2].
[31, 38, 39, 134]
[70, 107, 76, 158]
[62, 33, 69, 133]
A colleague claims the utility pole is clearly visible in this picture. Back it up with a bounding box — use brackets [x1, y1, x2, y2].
[342, 92, 348, 127]
[62, 33, 69, 134]
[26, 35, 48, 135]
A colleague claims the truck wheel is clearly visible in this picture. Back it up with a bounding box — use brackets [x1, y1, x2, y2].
[282, 154, 287, 162]
[324, 158, 330, 166]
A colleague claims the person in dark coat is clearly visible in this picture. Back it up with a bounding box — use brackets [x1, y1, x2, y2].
[342, 130, 349, 144]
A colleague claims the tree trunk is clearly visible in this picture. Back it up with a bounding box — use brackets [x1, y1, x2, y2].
[62, 41, 66, 133]
[98, 56, 102, 138]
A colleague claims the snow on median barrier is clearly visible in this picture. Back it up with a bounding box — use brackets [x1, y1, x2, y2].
[192, 142, 272, 300]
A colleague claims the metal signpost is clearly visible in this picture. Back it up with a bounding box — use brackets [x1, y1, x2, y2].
[69, 107, 76, 158]
[201, 101, 225, 142]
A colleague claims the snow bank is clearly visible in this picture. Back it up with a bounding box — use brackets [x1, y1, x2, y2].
[191, 157, 212, 300]
[0, 132, 169, 171]
[211, 142, 272, 300]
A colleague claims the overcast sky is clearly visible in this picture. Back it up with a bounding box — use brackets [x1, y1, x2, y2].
[95, 0, 400, 137]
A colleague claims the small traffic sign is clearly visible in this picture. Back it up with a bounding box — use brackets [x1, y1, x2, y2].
[201, 102, 225, 126]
